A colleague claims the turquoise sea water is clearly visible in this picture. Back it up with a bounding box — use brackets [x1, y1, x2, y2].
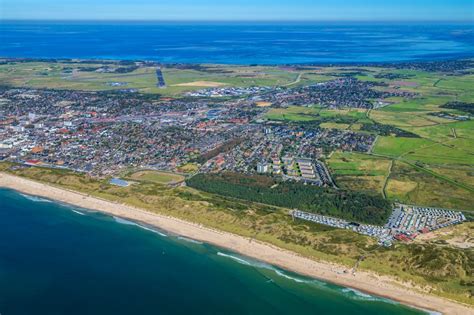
[0, 188, 427, 315]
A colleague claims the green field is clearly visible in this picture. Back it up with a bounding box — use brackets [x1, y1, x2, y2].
[127, 170, 185, 185]
[0, 61, 310, 96]
[365, 66, 474, 210]
[265, 105, 321, 121]
[385, 161, 474, 211]
[319, 122, 350, 130]
[327, 151, 391, 194]
[265, 106, 370, 126]
[373, 136, 434, 157]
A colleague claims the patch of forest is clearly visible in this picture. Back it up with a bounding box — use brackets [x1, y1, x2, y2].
[187, 172, 392, 225]
[440, 101, 474, 115]
[361, 122, 420, 137]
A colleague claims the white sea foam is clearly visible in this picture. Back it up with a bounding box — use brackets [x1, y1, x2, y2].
[113, 216, 167, 237]
[113, 216, 136, 226]
[217, 252, 254, 266]
[20, 193, 52, 203]
[71, 209, 85, 216]
[216, 252, 326, 286]
[177, 236, 203, 244]
[341, 288, 395, 303]
[342, 288, 373, 298]
[274, 269, 308, 283]
[139, 225, 168, 237]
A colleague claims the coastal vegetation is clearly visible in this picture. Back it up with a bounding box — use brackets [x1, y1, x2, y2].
[1, 162, 472, 306]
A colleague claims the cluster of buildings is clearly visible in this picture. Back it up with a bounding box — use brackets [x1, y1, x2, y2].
[430, 112, 470, 121]
[291, 210, 393, 246]
[386, 204, 466, 241]
[292, 203, 466, 247]
[199, 124, 374, 180]
[186, 77, 414, 109]
[261, 78, 415, 109]
[186, 86, 273, 98]
[0, 85, 377, 178]
[0, 87, 255, 175]
[390, 59, 474, 73]
[0, 61, 469, 249]
[0, 70, 406, 183]
[258, 157, 334, 187]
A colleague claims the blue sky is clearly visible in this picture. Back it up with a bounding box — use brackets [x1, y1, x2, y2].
[1, 0, 473, 21]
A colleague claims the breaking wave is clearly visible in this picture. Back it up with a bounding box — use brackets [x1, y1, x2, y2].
[274, 269, 308, 283]
[20, 193, 52, 203]
[216, 252, 326, 286]
[177, 236, 203, 244]
[113, 216, 167, 237]
[217, 252, 254, 266]
[340, 288, 396, 304]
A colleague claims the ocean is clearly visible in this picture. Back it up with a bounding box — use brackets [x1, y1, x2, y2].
[0, 22, 473, 64]
[0, 188, 426, 315]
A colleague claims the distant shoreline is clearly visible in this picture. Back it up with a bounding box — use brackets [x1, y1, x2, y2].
[1, 172, 472, 315]
[1, 55, 473, 68]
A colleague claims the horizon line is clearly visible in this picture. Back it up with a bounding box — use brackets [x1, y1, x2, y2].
[2, 18, 473, 24]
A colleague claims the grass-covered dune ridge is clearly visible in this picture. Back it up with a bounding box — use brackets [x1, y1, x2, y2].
[1, 162, 472, 306]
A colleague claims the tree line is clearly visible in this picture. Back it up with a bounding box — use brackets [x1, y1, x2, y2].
[187, 172, 392, 225]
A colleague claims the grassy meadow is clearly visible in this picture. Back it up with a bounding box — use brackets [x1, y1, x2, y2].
[0, 61, 305, 96]
[126, 170, 185, 185]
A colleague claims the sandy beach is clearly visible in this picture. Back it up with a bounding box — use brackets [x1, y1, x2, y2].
[1, 172, 471, 315]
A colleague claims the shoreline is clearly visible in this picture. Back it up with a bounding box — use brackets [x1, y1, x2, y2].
[1, 55, 473, 67]
[0, 172, 471, 315]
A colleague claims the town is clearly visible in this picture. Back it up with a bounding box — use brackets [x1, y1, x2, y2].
[0, 85, 375, 181]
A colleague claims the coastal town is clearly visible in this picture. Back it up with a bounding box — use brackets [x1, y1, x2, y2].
[1, 0, 474, 311]
[0, 59, 471, 248]
[0, 84, 375, 180]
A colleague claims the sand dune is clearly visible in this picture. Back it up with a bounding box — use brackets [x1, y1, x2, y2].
[0, 172, 471, 315]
